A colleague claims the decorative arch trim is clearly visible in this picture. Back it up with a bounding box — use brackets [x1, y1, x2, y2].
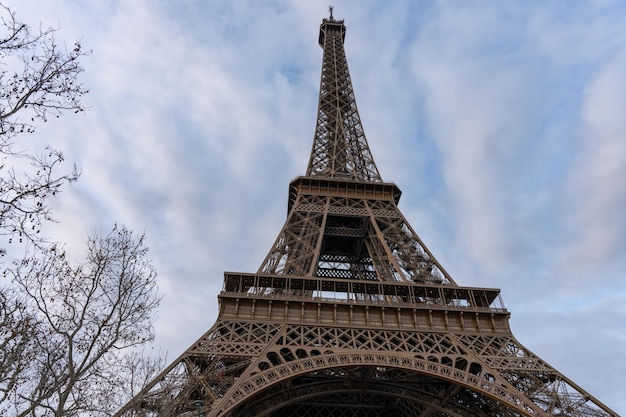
[211, 352, 545, 417]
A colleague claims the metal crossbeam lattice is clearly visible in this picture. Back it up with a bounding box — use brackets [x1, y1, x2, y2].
[306, 16, 381, 182]
[114, 10, 618, 417]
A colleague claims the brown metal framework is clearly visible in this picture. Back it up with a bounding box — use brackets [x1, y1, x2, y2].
[115, 10, 618, 417]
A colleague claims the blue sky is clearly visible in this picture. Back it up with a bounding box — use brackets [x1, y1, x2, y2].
[4, 0, 626, 414]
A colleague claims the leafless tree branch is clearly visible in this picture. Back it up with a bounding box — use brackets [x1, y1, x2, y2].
[0, 3, 87, 252]
[3, 226, 163, 417]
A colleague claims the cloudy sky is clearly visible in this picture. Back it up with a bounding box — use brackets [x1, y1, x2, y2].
[4, 0, 626, 414]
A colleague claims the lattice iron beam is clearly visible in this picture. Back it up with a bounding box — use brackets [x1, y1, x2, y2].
[114, 9, 618, 417]
[307, 16, 381, 182]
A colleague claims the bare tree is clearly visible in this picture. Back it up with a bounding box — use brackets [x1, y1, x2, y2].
[0, 7, 164, 416]
[0, 3, 88, 249]
[2, 226, 162, 417]
[0, 288, 37, 416]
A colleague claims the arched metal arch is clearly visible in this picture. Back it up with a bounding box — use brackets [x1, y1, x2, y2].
[235, 374, 487, 417]
[209, 351, 547, 417]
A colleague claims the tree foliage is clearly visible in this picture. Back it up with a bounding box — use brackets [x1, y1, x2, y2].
[0, 3, 88, 250]
[0, 5, 164, 416]
[1, 226, 162, 417]
[0, 3, 87, 137]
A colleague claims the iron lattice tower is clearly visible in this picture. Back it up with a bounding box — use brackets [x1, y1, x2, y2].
[116, 11, 618, 417]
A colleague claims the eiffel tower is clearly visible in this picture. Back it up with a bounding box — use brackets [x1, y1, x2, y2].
[116, 10, 618, 417]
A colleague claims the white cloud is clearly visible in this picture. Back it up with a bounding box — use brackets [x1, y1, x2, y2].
[408, 3, 552, 272]
[560, 49, 626, 274]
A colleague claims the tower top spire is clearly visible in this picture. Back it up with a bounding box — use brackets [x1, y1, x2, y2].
[309, 15, 382, 182]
